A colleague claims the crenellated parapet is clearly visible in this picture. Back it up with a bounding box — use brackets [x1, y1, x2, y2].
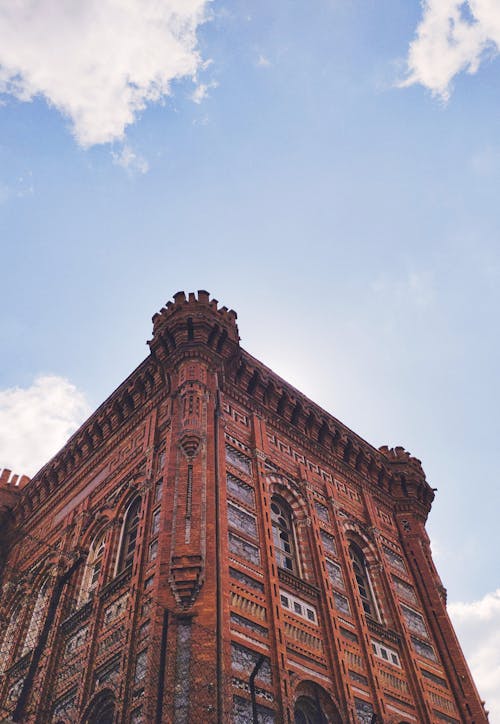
[377, 445, 434, 520]
[10, 357, 165, 527]
[0, 469, 30, 568]
[148, 290, 240, 369]
[225, 349, 435, 515]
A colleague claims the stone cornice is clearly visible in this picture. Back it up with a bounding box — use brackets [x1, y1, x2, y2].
[13, 355, 166, 527]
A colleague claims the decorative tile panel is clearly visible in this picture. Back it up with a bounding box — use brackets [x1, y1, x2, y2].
[314, 501, 330, 523]
[231, 644, 271, 685]
[232, 695, 275, 724]
[320, 529, 337, 557]
[325, 559, 344, 590]
[227, 474, 255, 508]
[382, 546, 407, 573]
[333, 592, 351, 615]
[401, 604, 428, 638]
[392, 575, 417, 604]
[411, 636, 437, 662]
[230, 568, 264, 593]
[229, 533, 261, 566]
[226, 445, 252, 476]
[228, 502, 258, 539]
[355, 698, 375, 724]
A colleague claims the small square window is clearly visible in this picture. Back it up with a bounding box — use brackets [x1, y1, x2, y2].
[381, 648, 388, 660]
[391, 653, 399, 665]
[151, 509, 160, 535]
[280, 595, 289, 608]
[294, 602, 302, 614]
[154, 481, 163, 504]
[149, 540, 158, 562]
[306, 609, 315, 622]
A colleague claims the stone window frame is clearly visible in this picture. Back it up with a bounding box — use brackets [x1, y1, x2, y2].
[371, 639, 401, 668]
[78, 529, 108, 606]
[279, 589, 318, 625]
[116, 497, 142, 574]
[270, 496, 300, 576]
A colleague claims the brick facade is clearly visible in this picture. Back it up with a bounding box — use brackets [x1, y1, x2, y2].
[0, 290, 488, 723]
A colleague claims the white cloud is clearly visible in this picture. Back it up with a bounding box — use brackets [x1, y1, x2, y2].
[401, 1, 500, 99]
[0, 0, 210, 148]
[112, 145, 149, 175]
[257, 54, 271, 68]
[0, 376, 91, 477]
[448, 589, 500, 722]
[191, 80, 218, 104]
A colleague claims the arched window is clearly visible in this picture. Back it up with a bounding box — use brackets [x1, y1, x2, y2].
[78, 531, 106, 605]
[271, 497, 298, 574]
[21, 578, 50, 655]
[83, 690, 116, 724]
[0, 604, 21, 673]
[349, 543, 380, 620]
[294, 696, 324, 724]
[117, 498, 141, 573]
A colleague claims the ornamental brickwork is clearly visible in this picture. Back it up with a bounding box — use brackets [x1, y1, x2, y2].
[0, 291, 488, 723]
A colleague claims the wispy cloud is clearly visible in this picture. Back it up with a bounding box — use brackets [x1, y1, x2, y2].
[0, 376, 91, 477]
[449, 590, 500, 722]
[112, 145, 149, 175]
[256, 54, 271, 68]
[401, 1, 500, 99]
[0, 1, 210, 148]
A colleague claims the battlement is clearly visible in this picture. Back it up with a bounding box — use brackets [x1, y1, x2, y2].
[378, 445, 424, 473]
[0, 468, 30, 490]
[149, 290, 240, 363]
[152, 290, 238, 329]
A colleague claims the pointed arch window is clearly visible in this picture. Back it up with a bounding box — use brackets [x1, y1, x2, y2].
[78, 532, 106, 605]
[294, 696, 324, 724]
[349, 543, 380, 621]
[0, 604, 21, 673]
[117, 498, 141, 573]
[271, 497, 298, 574]
[21, 577, 50, 655]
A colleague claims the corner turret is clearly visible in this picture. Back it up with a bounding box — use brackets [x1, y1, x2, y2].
[148, 290, 240, 369]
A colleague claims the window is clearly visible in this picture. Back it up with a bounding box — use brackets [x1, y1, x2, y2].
[294, 697, 324, 724]
[149, 540, 158, 562]
[349, 543, 379, 620]
[21, 578, 50, 655]
[154, 479, 163, 504]
[118, 498, 141, 572]
[78, 532, 106, 605]
[0, 604, 21, 673]
[151, 508, 160, 535]
[372, 639, 401, 667]
[279, 589, 317, 624]
[271, 497, 298, 574]
[134, 650, 147, 682]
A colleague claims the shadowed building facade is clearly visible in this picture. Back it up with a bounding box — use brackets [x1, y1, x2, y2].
[0, 291, 488, 723]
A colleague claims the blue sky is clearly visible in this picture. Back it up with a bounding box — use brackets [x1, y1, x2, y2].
[1, 1, 499, 717]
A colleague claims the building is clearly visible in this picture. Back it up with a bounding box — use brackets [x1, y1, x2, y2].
[0, 290, 488, 724]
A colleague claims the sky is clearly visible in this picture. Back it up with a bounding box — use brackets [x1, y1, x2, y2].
[0, 0, 499, 718]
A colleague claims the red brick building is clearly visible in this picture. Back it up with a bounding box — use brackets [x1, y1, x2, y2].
[0, 291, 488, 723]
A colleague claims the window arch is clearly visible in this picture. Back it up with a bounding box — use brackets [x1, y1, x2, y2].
[294, 696, 324, 724]
[0, 603, 22, 673]
[21, 577, 50, 656]
[78, 531, 107, 605]
[83, 689, 116, 724]
[117, 498, 141, 573]
[271, 496, 298, 574]
[349, 543, 380, 621]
